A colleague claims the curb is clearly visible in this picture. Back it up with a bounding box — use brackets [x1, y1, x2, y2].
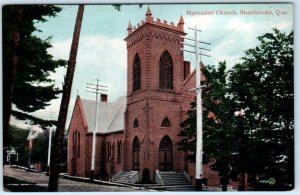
[61, 175, 142, 189]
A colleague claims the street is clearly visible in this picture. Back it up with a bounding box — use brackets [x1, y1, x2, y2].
[3, 165, 150, 192]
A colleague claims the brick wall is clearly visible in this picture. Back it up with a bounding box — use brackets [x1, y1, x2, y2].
[67, 96, 88, 177]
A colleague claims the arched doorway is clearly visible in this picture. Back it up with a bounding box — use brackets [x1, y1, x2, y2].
[132, 137, 140, 170]
[159, 135, 173, 171]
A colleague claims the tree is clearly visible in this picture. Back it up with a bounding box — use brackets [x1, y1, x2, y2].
[31, 131, 49, 165]
[201, 61, 240, 191]
[178, 100, 197, 161]
[7, 125, 30, 166]
[2, 5, 66, 148]
[178, 29, 294, 191]
[178, 62, 239, 191]
[229, 29, 294, 190]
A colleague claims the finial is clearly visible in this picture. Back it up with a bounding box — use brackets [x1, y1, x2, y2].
[146, 6, 152, 16]
[177, 15, 184, 31]
[127, 21, 132, 30]
[127, 21, 133, 35]
[178, 15, 184, 25]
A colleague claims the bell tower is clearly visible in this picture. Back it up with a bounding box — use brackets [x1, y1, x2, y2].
[123, 7, 188, 176]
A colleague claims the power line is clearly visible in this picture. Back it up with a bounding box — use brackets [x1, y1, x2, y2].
[210, 20, 251, 45]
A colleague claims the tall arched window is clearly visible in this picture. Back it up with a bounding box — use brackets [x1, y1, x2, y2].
[77, 132, 80, 158]
[133, 54, 141, 91]
[133, 137, 140, 170]
[159, 51, 173, 89]
[117, 141, 122, 163]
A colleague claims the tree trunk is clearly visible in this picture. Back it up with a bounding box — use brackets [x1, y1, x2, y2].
[238, 171, 246, 191]
[3, 6, 22, 149]
[221, 174, 228, 191]
[48, 5, 84, 191]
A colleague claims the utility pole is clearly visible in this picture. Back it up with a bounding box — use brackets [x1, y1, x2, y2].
[46, 110, 56, 175]
[48, 5, 84, 191]
[47, 127, 53, 175]
[86, 79, 108, 181]
[28, 128, 33, 171]
[180, 26, 211, 191]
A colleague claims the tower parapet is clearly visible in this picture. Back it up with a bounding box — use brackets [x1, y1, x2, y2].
[126, 6, 185, 37]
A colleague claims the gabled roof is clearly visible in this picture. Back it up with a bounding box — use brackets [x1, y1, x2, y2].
[80, 96, 126, 134]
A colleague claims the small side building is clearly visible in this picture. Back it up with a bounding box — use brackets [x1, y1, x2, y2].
[67, 95, 126, 179]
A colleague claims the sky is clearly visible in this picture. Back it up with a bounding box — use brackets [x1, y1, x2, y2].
[10, 3, 293, 131]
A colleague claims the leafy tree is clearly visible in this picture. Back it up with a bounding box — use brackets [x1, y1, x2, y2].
[178, 62, 240, 191]
[178, 29, 294, 191]
[201, 61, 240, 191]
[2, 5, 67, 148]
[229, 28, 294, 190]
[7, 126, 30, 166]
[31, 131, 49, 164]
[178, 100, 197, 161]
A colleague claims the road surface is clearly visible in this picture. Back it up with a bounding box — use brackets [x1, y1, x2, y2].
[3, 165, 150, 192]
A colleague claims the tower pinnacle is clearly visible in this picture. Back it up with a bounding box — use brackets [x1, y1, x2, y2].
[177, 15, 184, 31]
[146, 6, 152, 16]
[127, 21, 133, 35]
[178, 15, 184, 25]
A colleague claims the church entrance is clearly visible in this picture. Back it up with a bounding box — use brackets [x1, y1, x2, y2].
[159, 136, 173, 171]
[132, 137, 140, 170]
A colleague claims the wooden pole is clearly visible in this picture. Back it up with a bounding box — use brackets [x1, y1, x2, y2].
[48, 5, 84, 191]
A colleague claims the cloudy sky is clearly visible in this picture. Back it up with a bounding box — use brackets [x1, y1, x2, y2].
[11, 3, 293, 130]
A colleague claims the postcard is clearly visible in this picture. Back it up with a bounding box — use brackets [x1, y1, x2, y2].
[2, 3, 294, 192]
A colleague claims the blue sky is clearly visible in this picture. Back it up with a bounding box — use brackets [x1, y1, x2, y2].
[11, 3, 293, 129]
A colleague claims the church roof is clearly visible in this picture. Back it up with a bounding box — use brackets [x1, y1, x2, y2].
[80, 96, 126, 134]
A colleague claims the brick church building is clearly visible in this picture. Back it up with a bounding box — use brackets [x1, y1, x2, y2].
[68, 7, 227, 187]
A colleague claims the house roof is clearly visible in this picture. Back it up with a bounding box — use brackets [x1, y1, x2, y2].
[80, 96, 126, 134]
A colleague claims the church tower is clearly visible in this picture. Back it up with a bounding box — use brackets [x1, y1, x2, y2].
[123, 7, 189, 180]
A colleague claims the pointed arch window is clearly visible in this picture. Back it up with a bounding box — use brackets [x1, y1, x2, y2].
[133, 118, 139, 128]
[159, 51, 173, 89]
[133, 137, 140, 170]
[117, 141, 122, 163]
[77, 132, 80, 158]
[161, 117, 171, 127]
[133, 54, 141, 91]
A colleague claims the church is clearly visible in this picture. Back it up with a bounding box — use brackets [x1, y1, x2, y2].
[67, 7, 225, 188]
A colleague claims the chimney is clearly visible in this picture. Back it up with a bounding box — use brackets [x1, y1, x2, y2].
[101, 94, 108, 102]
[184, 61, 191, 80]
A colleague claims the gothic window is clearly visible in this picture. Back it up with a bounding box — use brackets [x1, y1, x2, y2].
[107, 142, 110, 162]
[73, 131, 76, 144]
[161, 117, 171, 127]
[109, 142, 112, 160]
[133, 118, 139, 128]
[159, 51, 173, 89]
[117, 141, 122, 163]
[133, 54, 141, 91]
[112, 142, 115, 162]
[77, 132, 80, 158]
[133, 137, 140, 170]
